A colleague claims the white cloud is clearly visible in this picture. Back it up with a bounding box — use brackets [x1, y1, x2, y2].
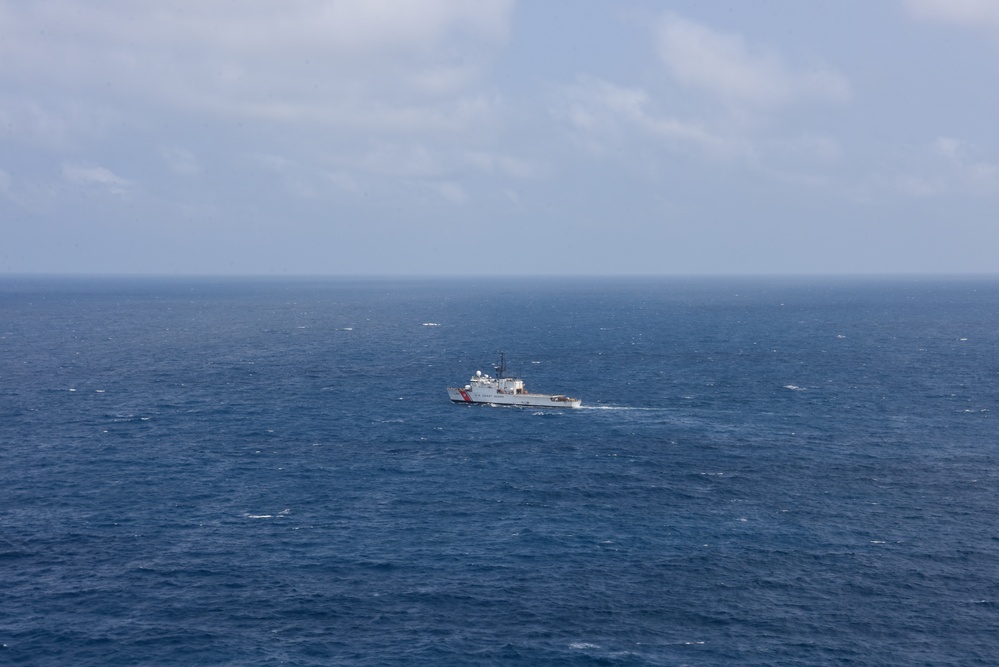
[326, 170, 360, 194]
[656, 14, 850, 108]
[934, 137, 999, 194]
[357, 143, 445, 178]
[426, 180, 468, 204]
[238, 153, 329, 200]
[904, 0, 999, 32]
[896, 173, 948, 197]
[464, 151, 546, 179]
[242, 143, 505, 201]
[160, 146, 202, 176]
[244, 153, 297, 173]
[0, 95, 120, 149]
[408, 64, 482, 96]
[785, 135, 843, 163]
[555, 76, 739, 158]
[0, 1, 513, 131]
[897, 137, 999, 197]
[62, 162, 131, 196]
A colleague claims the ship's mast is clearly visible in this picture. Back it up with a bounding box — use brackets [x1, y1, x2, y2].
[495, 352, 506, 379]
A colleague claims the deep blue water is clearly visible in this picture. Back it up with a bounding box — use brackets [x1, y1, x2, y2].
[1, 276, 997, 666]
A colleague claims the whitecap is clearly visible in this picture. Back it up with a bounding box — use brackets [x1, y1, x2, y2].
[569, 642, 599, 650]
[784, 385, 806, 391]
[246, 510, 289, 519]
[422, 322, 440, 326]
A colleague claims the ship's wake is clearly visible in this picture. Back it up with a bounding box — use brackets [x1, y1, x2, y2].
[579, 405, 671, 411]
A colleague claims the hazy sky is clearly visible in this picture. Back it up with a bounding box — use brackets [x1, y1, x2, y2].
[2, 0, 998, 275]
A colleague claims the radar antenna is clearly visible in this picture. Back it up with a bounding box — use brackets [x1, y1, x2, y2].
[494, 352, 506, 379]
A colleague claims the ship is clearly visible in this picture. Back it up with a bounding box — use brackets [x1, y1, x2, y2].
[447, 354, 581, 408]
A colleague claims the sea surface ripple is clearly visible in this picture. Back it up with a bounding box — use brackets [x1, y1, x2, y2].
[1, 276, 997, 666]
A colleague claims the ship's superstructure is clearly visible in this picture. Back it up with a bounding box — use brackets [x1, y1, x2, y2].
[447, 354, 581, 408]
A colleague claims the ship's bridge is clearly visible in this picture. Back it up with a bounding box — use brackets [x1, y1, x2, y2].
[471, 370, 527, 395]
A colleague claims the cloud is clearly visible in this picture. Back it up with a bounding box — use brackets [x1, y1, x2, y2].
[244, 153, 298, 173]
[655, 14, 850, 108]
[897, 137, 999, 197]
[240, 143, 506, 202]
[160, 146, 202, 176]
[934, 137, 999, 194]
[62, 162, 131, 196]
[238, 153, 326, 199]
[904, 0, 999, 32]
[464, 151, 546, 179]
[0, 95, 120, 149]
[425, 180, 468, 204]
[783, 135, 843, 163]
[555, 76, 739, 158]
[326, 170, 360, 193]
[0, 1, 513, 131]
[356, 143, 446, 178]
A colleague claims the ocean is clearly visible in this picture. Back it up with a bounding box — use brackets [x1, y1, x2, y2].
[1, 276, 997, 666]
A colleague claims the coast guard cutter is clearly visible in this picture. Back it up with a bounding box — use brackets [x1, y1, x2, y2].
[447, 354, 581, 408]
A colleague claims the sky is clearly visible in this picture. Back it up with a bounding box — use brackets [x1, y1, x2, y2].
[2, 0, 998, 276]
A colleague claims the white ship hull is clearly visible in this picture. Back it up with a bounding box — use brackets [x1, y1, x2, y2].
[447, 386, 581, 408]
